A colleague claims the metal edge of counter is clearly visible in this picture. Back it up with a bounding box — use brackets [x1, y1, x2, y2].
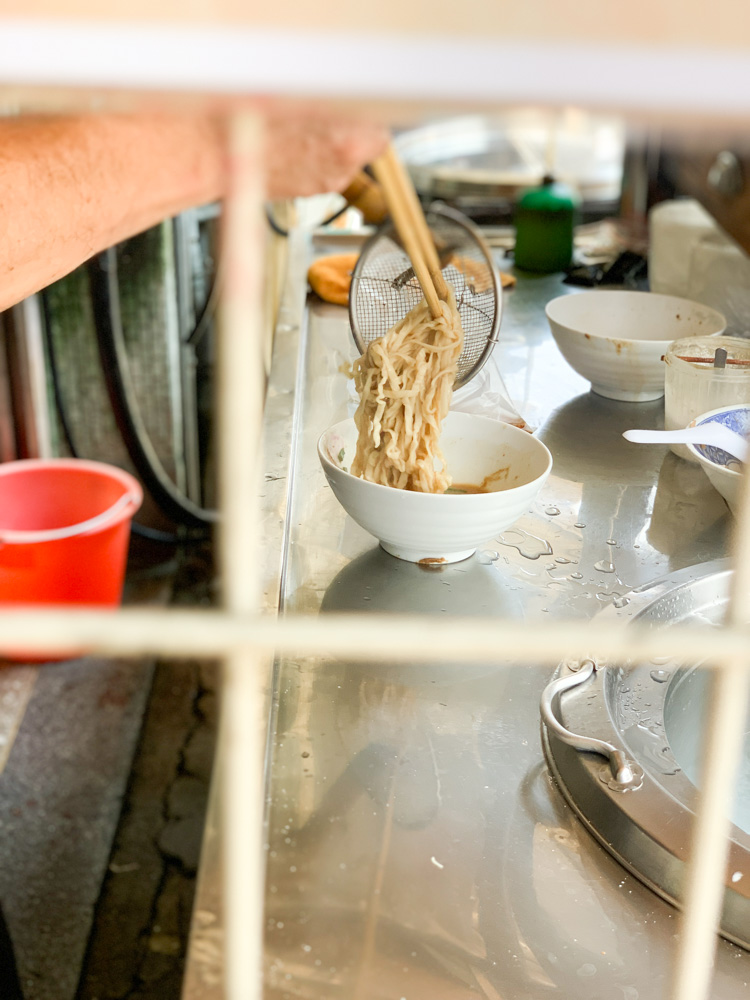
[181, 227, 312, 1000]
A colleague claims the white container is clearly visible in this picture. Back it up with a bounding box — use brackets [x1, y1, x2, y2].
[687, 233, 750, 337]
[664, 336, 750, 461]
[649, 198, 722, 298]
[545, 290, 726, 402]
[318, 411, 553, 564]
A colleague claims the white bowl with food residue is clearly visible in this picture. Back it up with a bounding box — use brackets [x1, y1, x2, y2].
[318, 410, 553, 563]
[545, 290, 726, 402]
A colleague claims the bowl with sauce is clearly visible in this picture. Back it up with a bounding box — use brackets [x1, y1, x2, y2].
[545, 290, 726, 402]
[318, 410, 553, 563]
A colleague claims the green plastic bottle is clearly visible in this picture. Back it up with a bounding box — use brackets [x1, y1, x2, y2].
[513, 175, 580, 273]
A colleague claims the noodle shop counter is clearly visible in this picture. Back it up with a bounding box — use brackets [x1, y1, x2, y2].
[184, 231, 746, 999]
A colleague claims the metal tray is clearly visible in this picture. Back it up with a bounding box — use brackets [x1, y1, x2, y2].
[542, 557, 750, 950]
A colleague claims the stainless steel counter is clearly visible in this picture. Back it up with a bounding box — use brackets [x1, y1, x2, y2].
[185, 233, 750, 999]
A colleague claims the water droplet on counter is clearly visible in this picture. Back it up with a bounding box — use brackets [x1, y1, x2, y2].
[574, 522, 586, 529]
[499, 528, 553, 560]
[478, 550, 499, 564]
[577, 963, 597, 978]
[594, 560, 616, 574]
[555, 557, 571, 564]
[545, 563, 556, 571]
[570, 572, 583, 580]
[545, 506, 561, 516]
[619, 988, 640, 1000]
[606, 539, 617, 546]
[650, 669, 670, 683]
[613, 595, 630, 609]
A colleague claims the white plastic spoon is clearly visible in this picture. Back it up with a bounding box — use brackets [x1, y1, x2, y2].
[623, 425, 748, 463]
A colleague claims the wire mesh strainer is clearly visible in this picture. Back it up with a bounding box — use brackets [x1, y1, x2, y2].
[348, 202, 503, 389]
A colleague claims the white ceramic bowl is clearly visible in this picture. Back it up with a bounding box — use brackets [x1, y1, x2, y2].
[687, 404, 750, 515]
[318, 410, 553, 563]
[545, 290, 726, 402]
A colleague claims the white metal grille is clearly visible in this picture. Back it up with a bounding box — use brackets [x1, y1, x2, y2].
[0, 79, 749, 1000]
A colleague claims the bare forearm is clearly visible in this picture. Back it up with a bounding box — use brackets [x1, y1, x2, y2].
[0, 113, 227, 312]
[0, 108, 387, 312]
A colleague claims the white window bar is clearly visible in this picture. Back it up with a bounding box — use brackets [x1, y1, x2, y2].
[132, 106, 750, 997]
[0, 38, 749, 1000]
[0, 606, 747, 665]
[669, 470, 750, 1000]
[2, 22, 750, 118]
[216, 110, 269, 1000]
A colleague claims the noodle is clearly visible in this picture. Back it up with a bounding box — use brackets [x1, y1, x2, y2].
[351, 295, 464, 492]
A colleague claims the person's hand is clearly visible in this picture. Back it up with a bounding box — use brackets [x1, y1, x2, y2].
[264, 106, 388, 199]
[0, 105, 388, 312]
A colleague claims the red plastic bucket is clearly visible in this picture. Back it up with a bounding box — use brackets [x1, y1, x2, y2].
[0, 459, 143, 659]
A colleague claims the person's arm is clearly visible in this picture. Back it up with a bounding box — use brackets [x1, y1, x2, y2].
[0, 108, 387, 312]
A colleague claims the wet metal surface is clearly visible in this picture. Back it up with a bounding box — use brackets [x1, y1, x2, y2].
[188, 239, 746, 998]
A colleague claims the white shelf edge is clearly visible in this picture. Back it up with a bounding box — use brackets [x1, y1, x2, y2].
[0, 20, 749, 116]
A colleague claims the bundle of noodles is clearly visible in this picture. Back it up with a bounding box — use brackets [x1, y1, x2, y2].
[351, 294, 463, 492]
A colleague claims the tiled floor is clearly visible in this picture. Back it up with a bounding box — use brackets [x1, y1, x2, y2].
[0, 540, 219, 1000]
[0, 655, 155, 1000]
[78, 656, 218, 1000]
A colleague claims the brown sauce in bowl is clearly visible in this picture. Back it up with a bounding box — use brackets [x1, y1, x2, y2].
[445, 483, 487, 494]
[444, 466, 510, 494]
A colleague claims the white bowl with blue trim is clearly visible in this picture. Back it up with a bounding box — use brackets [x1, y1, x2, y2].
[687, 404, 750, 514]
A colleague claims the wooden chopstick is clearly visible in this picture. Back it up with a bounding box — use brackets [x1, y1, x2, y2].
[372, 150, 439, 316]
[380, 145, 450, 303]
[372, 145, 443, 318]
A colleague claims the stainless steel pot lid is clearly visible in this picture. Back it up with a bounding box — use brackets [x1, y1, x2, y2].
[394, 111, 626, 208]
[541, 558, 750, 951]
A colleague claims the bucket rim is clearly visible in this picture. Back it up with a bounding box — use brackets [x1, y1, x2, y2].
[0, 458, 143, 543]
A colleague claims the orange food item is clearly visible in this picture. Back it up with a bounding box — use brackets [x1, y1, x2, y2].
[307, 252, 360, 306]
[446, 252, 516, 291]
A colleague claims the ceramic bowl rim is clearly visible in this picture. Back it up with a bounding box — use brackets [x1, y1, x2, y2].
[317, 413, 553, 500]
[545, 290, 726, 347]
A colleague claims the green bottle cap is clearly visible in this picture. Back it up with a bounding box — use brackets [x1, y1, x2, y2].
[517, 174, 580, 212]
[513, 175, 580, 273]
